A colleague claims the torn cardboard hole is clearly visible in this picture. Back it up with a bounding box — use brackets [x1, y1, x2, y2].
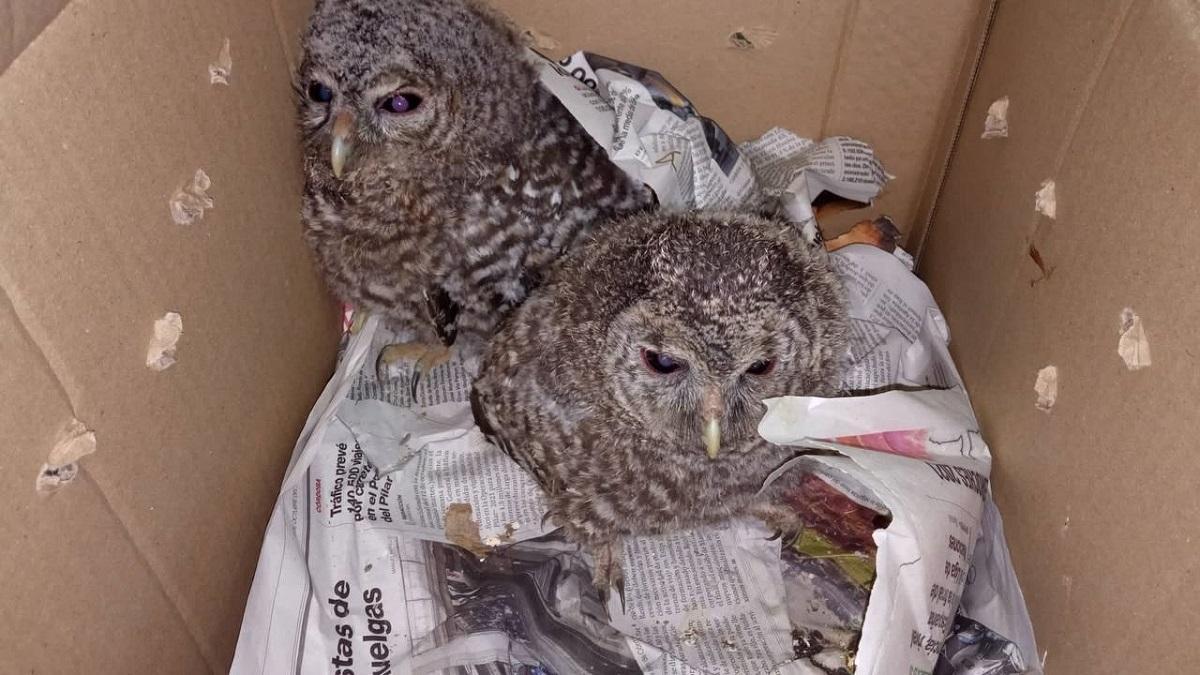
[1034, 179, 1056, 219]
[1118, 308, 1151, 370]
[36, 418, 97, 494]
[728, 26, 779, 50]
[982, 96, 1009, 139]
[36, 463, 80, 493]
[209, 38, 232, 85]
[146, 312, 183, 371]
[1028, 243, 1053, 285]
[169, 169, 214, 225]
[1034, 365, 1058, 413]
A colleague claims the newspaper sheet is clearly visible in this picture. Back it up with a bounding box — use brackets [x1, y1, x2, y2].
[232, 52, 1036, 675]
[531, 50, 888, 245]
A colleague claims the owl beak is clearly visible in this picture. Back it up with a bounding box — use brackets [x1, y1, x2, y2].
[702, 387, 722, 459]
[330, 110, 355, 178]
[704, 417, 721, 460]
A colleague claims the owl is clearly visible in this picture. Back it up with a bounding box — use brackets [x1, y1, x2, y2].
[296, 0, 651, 387]
[471, 210, 850, 598]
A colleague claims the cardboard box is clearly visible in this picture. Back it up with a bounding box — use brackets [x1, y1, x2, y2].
[2, 0, 1187, 671]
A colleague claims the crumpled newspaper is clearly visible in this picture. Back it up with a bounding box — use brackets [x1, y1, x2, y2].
[232, 51, 1036, 675]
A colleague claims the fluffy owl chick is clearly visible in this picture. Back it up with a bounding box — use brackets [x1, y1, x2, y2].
[297, 0, 651, 384]
[472, 210, 850, 597]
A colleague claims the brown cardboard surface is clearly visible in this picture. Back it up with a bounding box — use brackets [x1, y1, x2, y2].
[909, 0, 997, 257]
[0, 0, 70, 74]
[0, 0, 339, 670]
[923, 0, 1200, 670]
[921, 0, 1136, 383]
[820, 0, 989, 239]
[0, 296, 209, 669]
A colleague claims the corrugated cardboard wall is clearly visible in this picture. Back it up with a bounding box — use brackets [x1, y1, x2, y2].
[0, 0, 341, 670]
[1, 0, 985, 671]
[921, 0, 1200, 670]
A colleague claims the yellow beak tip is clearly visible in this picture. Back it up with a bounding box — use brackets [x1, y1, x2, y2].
[703, 418, 721, 460]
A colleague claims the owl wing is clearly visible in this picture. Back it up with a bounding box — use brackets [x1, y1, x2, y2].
[470, 386, 561, 495]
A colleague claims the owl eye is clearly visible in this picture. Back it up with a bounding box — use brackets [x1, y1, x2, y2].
[378, 92, 423, 114]
[307, 81, 334, 103]
[746, 359, 775, 376]
[642, 349, 686, 375]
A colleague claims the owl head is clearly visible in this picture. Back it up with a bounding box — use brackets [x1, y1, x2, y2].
[587, 212, 848, 459]
[297, 0, 537, 180]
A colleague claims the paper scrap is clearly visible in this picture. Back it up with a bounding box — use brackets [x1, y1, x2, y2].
[728, 26, 779, 50]
[444, 503, 490, 558]
[982, 96, 1009, 139]
[1034, 365, 1058, 412]
[169, 169, 214, 225]
[146, 312, 183, 371]
[520, 27, 560, 52]
[1118, 308, 1151, 370]
[209, 38, 233, 85]
[1035, 179, 1056, 219]
[48, 418, 97, 466]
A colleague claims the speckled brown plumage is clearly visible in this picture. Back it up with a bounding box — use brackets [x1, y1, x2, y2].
[472, 210, 850, 592]
[297, 0, 651, 361]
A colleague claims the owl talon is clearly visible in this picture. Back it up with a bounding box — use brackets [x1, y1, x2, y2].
[591, 539, 625, 612]
[597, 582, 609, 604]
[408, 370, 422, 400]
[375, 342, 454, 397]
[752, 502, 805, 548]
[614, 566, 627, 614]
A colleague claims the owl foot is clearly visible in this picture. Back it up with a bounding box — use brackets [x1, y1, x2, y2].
[348, 310, 368, 335]
[751, 502, 804, 547]
[375, 341, 454, 398]
[591, 540, 627, 613]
